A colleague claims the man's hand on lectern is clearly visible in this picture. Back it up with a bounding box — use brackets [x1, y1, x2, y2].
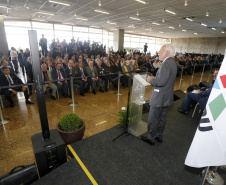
[147, 75, 155, 83]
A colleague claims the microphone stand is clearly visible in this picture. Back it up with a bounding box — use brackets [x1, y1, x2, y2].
[112, 70, 133, 142]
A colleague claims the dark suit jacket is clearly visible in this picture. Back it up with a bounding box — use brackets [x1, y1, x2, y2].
[0, 67, 15, 75]
[25, 61, 33, 79]
[51, 68, 67, 84]
[96, 65, 105, 76]
[75, 66, 88, 79]
[65, 66, 77, 78]
[0, 73, 24, 87]
[86, 66, 98, 78]
[197, 85, 213, 109]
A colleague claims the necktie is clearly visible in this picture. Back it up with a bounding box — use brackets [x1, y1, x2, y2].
[70, 67, 72, 73]
[7, 75, 14, 85]
[81, 68, 85, 79]
[44, 72, 50, 81]
[124, 66, 128, 72]
[58, 70, 61, 80]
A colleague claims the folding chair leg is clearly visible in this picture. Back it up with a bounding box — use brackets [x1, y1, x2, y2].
[0, 95, 4, 109]
[192, 103, 198, 118]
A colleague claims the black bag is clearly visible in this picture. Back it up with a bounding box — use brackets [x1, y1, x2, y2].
[199, 81, 211, 88]
[187, 84, 200, 93]
[0, 162, 39, 185]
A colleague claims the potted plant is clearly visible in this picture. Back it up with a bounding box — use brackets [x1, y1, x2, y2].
[56, 113, 85, 145]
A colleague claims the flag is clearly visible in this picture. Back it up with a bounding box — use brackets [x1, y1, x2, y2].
[185, 55, 226, 168]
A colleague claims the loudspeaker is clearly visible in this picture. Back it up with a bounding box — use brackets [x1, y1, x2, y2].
[31, 129, 67, 177]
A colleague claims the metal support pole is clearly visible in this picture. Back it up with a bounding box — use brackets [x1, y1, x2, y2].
[179, 67, 184, 89]
[200, 166, 209, 185]
[200, 64, 205, 82]
[191, 65, 195, 79]
[207, 64, 213, 82]
[68, 77, 78, 107]
[0, 102, 10, 125]
[115, 71, 122, 95]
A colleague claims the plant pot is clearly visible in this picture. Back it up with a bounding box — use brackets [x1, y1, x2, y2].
[56, 120, 85, 145]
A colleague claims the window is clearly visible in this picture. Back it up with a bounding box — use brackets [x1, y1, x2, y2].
[54, 24, 72, 43]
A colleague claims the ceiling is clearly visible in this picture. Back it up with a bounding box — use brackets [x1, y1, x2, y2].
[1, 0, 226, 38]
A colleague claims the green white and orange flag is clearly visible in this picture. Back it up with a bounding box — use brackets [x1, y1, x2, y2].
[185, 56, 226, 167]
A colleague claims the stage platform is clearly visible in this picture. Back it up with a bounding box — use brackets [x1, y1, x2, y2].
[33, 93, 226, 185]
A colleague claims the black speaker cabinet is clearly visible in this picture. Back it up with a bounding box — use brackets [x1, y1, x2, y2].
[31, 129, 67, 177]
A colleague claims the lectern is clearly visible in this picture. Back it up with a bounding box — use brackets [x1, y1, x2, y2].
[128, 73, 152, 137]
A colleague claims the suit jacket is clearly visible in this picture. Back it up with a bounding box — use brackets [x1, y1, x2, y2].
[75, 66, 88, 78]
[86, 66, 98, 78]
[149, 57, 177, 107]
[0, 73, 24, 87]
[96, 65, 105, 76]
[0, 66, 15, 75]
[65, 66, 77, 78]
[51, 68, 67, 83]
[41, 70, 53, 83]
[197, 85, 212, 109]
[126, 65, 136, 73]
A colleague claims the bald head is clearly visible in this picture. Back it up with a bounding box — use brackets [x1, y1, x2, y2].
[158, 44, 175, 61]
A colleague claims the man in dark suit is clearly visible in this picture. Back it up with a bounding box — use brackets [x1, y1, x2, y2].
[51, 63, 69, 97]
[39, 34, 48, 57]
[24, 57, 33, 95]
[142, 44, 177, 145]
[0, 67, 34, 107]
[75, 61, 91, 96]
[65, 60, 77, 97]
[96, 60, 109, 92]
[86, 61, 104, 94]
[0, 59, 15, 75]
[18, 49, 25, 75]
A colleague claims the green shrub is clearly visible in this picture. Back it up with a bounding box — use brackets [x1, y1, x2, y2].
[117, 105, 130, 127]
[60, 113, 81, 132]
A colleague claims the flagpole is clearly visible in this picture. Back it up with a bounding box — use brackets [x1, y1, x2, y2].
[200, 166, 209, 185]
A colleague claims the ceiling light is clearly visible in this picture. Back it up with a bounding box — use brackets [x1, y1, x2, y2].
[98, 0, 101, 6]
[126, 30, 134, 33]
[94, 9, 109, 14]
[136, 11, 139, 16]
[219, 18, 222, 23]
[24, 2, 29, 9]
[48, 0, 70, 6]
[186, 17, 193, 21]
[0, 5, 11, 9]
[36, 12, 54, 16]
[74, 12, 76, 17]
[152, 22, 160, 25]
[128, 24, 136, 28]
[130, 16, 140, 21]
[64, 22, 74, 25]
[184, 0, 188, 6]
[75, 17, 88, 21]
[162, 18, 165, 22]
[212, 27, 216, 30]
[31, 19, 46, 22]
[200, 23, 207, 26]
[135, 0, 147, 4]
[194, 32, 198, 35]
[107, 20, 116, 25]
[179, 24, 181, 27]
[164, 8, 176, 15]
[182, 29, 186, 32]
[221, 31, 225, 34]
[206, 10, 209, 16]
[159, 31, 164, 33]
[168, 26, 175, 29]
[145, 28, 152, 31]
[90, 26, 100, 28]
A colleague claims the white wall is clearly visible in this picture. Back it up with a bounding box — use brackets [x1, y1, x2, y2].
[171, 37, 226, 54]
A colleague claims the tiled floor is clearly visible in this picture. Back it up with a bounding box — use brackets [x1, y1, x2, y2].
[0, 69, 213, 175]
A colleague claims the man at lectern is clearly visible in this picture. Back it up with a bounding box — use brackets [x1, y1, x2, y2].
[142, 44, 177, 146]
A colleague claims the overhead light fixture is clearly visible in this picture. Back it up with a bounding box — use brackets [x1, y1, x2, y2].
[206, 10, 209, 16]
[164, 8, 176, 15]
[159, 31, 164, 33]
[98, 0, 101, 6]
[0, 5, 11, 9]
[145, 28, 152, 31]
[179, 24, 181, 27]
[126, 30, 134, 33]
[107, 20, 116, 25]
[135, 0, 147, 4]
[152, 22, 160, 25]
[184, 0, 188, 6]
[64, 22, 74, 25]
[48, 0, 70, 6]
[182, 29, 186, 32]
[74, 12, 76, 17]
[36, 12, 54, 16]
[212, 27, 216, 30]
[130, 16, 140, 21]
[94, 9, 109, 14]
[168, 26, 175, 29]
[90, 26, 100, 28]
[219, 18, 222, 23]
[221, 31, 225, 34]
[128, 24, 136, 28]
[162, 18, 165, 22]
[186, 17, 193, 21]
[75, 17, 88, 21]
[136, 11, 139, 16]
[24, 1, 29, 9]
[31, 19, 46, 22]
[200, 23, 207, 26]
[194, 32, 198, 35]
